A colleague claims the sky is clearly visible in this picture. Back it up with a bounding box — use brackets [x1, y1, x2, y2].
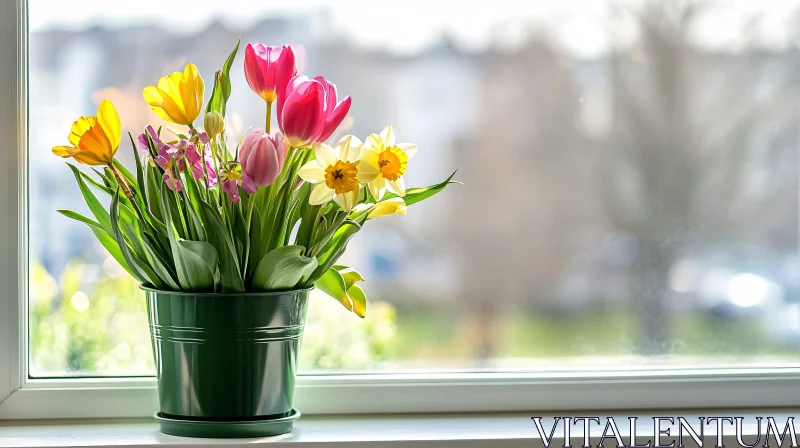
[28, 0, 800, 57]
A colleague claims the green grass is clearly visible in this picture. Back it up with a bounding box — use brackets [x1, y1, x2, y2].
[385, 305, 800, 364]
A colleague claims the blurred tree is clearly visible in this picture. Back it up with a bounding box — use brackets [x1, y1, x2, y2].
[603, 1, 800, 355]
[451, 40, 593, 363]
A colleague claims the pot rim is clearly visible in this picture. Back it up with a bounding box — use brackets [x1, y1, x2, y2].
[140, 284, 314, 297]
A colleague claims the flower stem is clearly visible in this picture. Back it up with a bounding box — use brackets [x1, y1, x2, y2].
[171, 171, 190, 238]
[211, 136, 224, 207]
[199, 141, 210, 201]
[266, 101, 272, 134]
[108, 164, 134, 200]
[242, 196, 256, 276]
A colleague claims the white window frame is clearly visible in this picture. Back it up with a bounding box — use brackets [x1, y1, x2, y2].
[1, 0, 799, 420]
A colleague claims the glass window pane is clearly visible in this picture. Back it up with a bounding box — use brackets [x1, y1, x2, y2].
[29, 0, 800, 377]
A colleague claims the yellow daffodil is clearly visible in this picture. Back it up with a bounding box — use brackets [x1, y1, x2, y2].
[298, 135, 378, 212]
[52, 100, 121, 166]
[362, 125, 417, 200]
[352, 198, 407, 219]
[143, 62, 204, 126]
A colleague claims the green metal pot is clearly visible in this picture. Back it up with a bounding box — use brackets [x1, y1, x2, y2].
[142, 286, 309, 437]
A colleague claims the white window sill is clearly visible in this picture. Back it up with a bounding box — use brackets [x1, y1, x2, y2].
[1, 409, 798, 448]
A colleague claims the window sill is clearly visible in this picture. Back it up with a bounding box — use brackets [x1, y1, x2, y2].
[1, 409, 798, 448]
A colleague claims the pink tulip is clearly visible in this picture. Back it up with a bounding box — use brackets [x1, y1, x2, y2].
[244, 44, 296, 103]
[277, 75, 352, 148]
[239, 129, 288, 187]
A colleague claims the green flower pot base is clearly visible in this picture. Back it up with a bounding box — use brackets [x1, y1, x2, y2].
[143, 287, 309, 438]
[155, 409, 301, 438]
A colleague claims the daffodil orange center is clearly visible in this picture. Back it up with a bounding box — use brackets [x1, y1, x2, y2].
[325, 160, 359, 194]
[377, 146, 407, 181]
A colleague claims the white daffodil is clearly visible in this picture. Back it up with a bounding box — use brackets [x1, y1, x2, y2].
[298, 135, 378, 212]
[361, 125, 418, 200]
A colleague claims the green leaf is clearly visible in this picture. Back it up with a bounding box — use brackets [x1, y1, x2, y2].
[314, 268, 352, 312]
[112, 159, 138, 190]
[381, 170, 460, 206]
[79, 169, 114, 196]
[180, 175, 207, 242]
[145, 163, 164, 222]
[116, 201, 150, 264]
[347, 283, 367, 318]
[160, 179, 189, 239]
[333, 265, 367, 317]
[57, 209, 131, 277]
[110, 189, 164, 288]
[67, 164, 112, 233]
[233, 204, 250, 273]
[161, 181, 218, 291]
[336, 266, 366, 289]
[205, 39, 240, 117]
[174, 240, 219, 291]
[246, 206, 262, 283]
[198, 201, 245, 292]
[305, 221, 361, 285]
[293, 184, 317, 249]
[129, 133, 147, 202]
[94, 167, 115, 191]
[252, 245, 318, 291]
[139, 234, 181, 291]
[315, 266, 368, 317]
[309, 212, 345, 256]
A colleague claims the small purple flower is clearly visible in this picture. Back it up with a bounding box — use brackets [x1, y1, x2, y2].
[136, 125, 169, 162]
[137, 127, 219, 192]
[189, 128, 209, 145]
[220, 163, 256, 203]
[162, 169, 182, 191]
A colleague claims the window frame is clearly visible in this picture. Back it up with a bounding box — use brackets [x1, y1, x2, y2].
[1, 0, 799, 419]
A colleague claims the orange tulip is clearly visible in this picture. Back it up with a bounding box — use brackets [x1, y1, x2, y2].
[52, 100, 121, 166]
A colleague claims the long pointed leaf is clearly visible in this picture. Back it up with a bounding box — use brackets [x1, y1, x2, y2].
[140, 238, 181, 291]
[252, 245, 317, 291]
[161, 181, 217, 291]
[305, 221, 361, 285]
[110, 189, 163, 288]
[146, 163, 164, 222]
[67, 164, 112, 233]
[57, 209, 131, 277]
[206, 39, 240, 116]
[314, 268, 353, 312]
[246, 206, 262, 284]
[175, 240, 218, 291]
[129, 133, 148, 204]
[380, 169, 459, 206]
[198, 201, 244, 292]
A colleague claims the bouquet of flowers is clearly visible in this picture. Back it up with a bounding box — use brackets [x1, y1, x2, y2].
[52, 41, 456, 318]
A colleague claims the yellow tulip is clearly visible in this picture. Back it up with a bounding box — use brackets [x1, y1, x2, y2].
[52, 100, 121, 166]
[143, 62, 204, 126]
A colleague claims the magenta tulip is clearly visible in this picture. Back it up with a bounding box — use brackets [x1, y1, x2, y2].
[277, 75, 352, 148]
[239, 129, 288, 187]
[244, 44, 296, 104]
